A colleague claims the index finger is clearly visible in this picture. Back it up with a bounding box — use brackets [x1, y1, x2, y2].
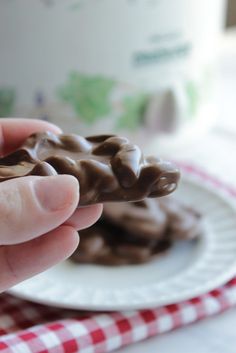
[0, 118, 62, 155]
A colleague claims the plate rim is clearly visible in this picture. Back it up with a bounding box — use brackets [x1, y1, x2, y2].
[8, 173, 236, 311]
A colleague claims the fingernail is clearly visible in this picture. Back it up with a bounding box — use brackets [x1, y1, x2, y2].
[34, 175, 79, 211]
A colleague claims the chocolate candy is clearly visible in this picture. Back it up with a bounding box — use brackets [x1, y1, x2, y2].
[70, 197, 202, 266]
[70, 222, 171, 266]
[102, 197, 202, 241]
[103, 199, 167, 240]
[159, 197, 202, 240]
[0, 132, 179, 206]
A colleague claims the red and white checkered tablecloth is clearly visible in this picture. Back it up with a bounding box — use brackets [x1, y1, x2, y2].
[1, 164, 236, 353]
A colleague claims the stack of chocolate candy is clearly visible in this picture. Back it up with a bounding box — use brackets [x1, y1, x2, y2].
[71, 197, 202, 266]
[0, 131, 201, 266]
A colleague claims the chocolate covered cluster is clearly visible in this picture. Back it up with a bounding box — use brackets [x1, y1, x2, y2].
[0, 132, 180, 206]
[70, 197, 202, 266]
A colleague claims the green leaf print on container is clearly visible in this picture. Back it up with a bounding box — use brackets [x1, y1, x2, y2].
[0, 88, 15, 117]
[117, 93, 149, 130]
[58, 72, 115, 124]
[185, 81, 199, 118]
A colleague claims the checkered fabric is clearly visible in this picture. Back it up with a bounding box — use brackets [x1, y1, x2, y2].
[0, 164, 236, 353]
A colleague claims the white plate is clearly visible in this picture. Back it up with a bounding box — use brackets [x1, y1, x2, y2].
[9, 175, 236, 311]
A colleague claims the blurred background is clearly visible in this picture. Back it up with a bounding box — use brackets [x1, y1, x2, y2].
[0, 0, 235, 155]
[1, 2, 236, 353]
[227, 0, 236, 26]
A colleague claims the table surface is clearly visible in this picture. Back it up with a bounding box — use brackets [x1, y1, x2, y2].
[117, 28, 236, 353]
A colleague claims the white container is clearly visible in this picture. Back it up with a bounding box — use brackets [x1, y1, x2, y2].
[0, 0, 226, 152]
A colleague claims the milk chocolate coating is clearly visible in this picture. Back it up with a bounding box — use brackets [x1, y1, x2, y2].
[70, 197, 202, 266]
[103, 199, 167, 240]
[0, 132, 180, 206]
[159, 197, 202, 240]
[103, 197, 202, 241]
[70, 220, 171, 266]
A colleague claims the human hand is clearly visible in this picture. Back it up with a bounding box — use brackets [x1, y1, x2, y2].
[0, 118, 103, 292]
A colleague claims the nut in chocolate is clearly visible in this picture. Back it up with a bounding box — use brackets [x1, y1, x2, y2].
[0, 132, 180, 206]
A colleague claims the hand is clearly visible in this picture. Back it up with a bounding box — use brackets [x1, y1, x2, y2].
[0, 118, 103, 292]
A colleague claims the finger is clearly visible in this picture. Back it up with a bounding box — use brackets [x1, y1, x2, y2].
[0, 225, 79, 292]
[0, 118, 62, 155]
[0, 175, 79, 245]
[65, 204, 103, 230]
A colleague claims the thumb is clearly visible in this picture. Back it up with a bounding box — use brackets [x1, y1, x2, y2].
[0, 175, 79, 245]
